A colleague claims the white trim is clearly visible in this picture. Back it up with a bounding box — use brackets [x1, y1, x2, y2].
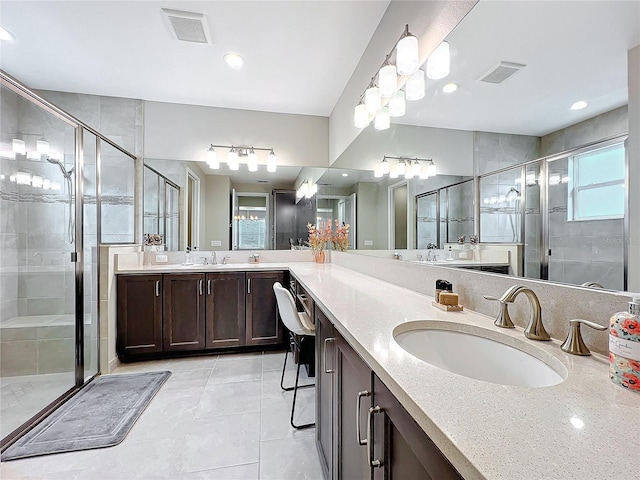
[185, 167, 201, 250]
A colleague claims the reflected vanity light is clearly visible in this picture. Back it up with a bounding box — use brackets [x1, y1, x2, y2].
[396, 160, 406, 176]
[561, 174, 570, 184]
[42, 178, 51, 190]
[526, 172, 537, 186]
[427, 41, 450, 80]
[51, 181, 62, 191]
[354, 103, 370, 128]
[12, 139, 26, 155]
[31, 175, 43, 188]
[365, 86, 381, 114]
[204, 144, 277, 173]
[389, 90, 406, 117]
[379, 63, 398, 99]
[27, 151, 41, 160]
[374, 107, 390, 130]
[377, 156, 436, 179]
[405, 69, 425, 101]
[36, 140, 50, 155]
[16, 171, 31, 185]
[374, 167, 383, 178]
[549, 173, 561, 186]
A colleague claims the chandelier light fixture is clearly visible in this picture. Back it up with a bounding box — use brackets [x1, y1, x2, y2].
[204, 144, 277, 173]
[375, 156, 437, 180]
[354, 25, 451, 130]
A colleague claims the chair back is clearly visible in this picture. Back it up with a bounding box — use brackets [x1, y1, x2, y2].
[273, 282, 307, 335]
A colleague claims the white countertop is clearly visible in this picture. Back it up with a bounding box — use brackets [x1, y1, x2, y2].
[412, 259, 510, 267]
[285, 263, 639, 480]
[115, 262, 293, 274]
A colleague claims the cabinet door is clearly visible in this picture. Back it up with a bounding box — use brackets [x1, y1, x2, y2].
[205, 272, 246, 348]
[117, 274, 163, 357]
[163, 273, 206, 351]
[334, 334, 372, 480]
[315, 307, 335, 480]
[372, 375, 462, 480]
[245, 271, 284, 346]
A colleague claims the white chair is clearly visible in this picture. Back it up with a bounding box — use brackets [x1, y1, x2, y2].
[273, 282, 315, 429]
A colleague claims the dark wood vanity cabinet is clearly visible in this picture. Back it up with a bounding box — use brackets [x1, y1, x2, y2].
[117, 270, 286, 360]
[205, 272, 246, 348]
[117, 274, 163, 356]
[315, 305, 462, 480]
[163, 273, 206, 351]
[245, 271, 285, 346]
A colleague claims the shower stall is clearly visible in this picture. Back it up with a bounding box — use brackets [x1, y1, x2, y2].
[0, 71, 137, 447]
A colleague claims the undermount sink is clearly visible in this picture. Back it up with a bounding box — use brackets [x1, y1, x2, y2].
[393, 321, 567, 388]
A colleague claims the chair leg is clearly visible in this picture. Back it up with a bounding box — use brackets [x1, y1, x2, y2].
[280, 333, 314, 392]
[290, 347, 315, 430]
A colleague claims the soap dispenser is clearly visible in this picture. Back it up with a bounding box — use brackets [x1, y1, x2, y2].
[446, 246, 455, 261]
[610, 295, 640, 393]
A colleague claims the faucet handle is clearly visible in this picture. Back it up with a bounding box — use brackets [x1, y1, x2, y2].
[482, 295, 500, 302]
[483, 294, 515, 328]
[560, 319, 608, 356]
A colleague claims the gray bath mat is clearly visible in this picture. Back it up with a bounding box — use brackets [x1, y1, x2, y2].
[2, 371, 171, 461]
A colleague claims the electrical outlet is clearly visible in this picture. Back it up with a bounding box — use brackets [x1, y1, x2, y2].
[156, 254, 168, 263]
[459, 251, 468, 259]
[364, 240, 373, 246]
[211, 240, 222, 247]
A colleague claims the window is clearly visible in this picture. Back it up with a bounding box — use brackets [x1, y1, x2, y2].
[568, 142, 625, 221]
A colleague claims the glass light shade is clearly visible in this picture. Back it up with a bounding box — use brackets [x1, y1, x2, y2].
[16, 171, 31, 185]
[380, 158, 390, 175]
[389, 90, 406, 117]
[374, 167, 383, 178]
[296, 183, 308, 200]
[354, 104, 370, 128]
[426, 41, 450, 80]
[0, 151, 16, 159]
[412, 161, 421, 177]
[389, 167, 398, 179]
[206, 148, 219, 169]
[12, 139, 26, 155]
[267, 150, 277, 172]
[549, 174, 561, 185]
[36, 140, 50, 155]
[365, 86, 381, 113]
[526, 172, 536, 185]
[306, 183, 317, 199]
[379, 64, 398, 98]
[406, 69, 425, 101]
[247, 149, 258, 172]
[227, 149, 239, 170]
[32, 175, 43, 188]
[404, 168, 414, 179]
[396, 160, 406, 176]
[420, 168, 430, 180]
[561, 174, 570, 184]
[374, 107, 390, 130]
[396, 34, 419, 76]
[43, 179, 51, 190]
[427, 162, 437, 177]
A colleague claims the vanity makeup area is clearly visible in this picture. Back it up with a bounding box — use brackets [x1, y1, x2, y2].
[117, 2, 640, 479]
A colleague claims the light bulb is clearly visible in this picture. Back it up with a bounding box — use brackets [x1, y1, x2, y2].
[412, 160, 421, 177]
[406, 69, 425, 101]
[267, 150, 277, 172]
[36, 140, 50, 155]
[365, 86, 381, 114]
[427, 161, 436, 177]
[12, 139, 26, 155]
[247, 148, 258, 172]
[426, 41, 450, 80]
[396, 33, 418, 76]
[379, 64, 397, 98]
[227, 148, 239, 170]
[396, 160, 406, 176]
[206, 147, 219, 169]
[374, 107, 390, 130]
[380, 158, 390, 175]
[354, 104, 370, 128]
[389, 90, 406, 117]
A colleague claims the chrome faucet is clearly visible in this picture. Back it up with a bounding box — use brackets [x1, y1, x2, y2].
[417, 254, 424, 262]
[222, 256, 231, 265]
[211, 251, 217, 265]
[393, 252, 402, 260]
[483, 285, 551, 341]
[427, 251, 438, 262]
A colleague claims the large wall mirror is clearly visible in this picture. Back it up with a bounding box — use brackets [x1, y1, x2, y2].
[328, 0, 638, 291]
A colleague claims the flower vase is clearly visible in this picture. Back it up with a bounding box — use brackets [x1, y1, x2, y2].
[314, 250, 326, 264]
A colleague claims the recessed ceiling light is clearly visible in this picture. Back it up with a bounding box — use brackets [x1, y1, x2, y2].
[570, 100, 588, 110]
[341, 173, 348, 177]
[224, 53, 244, 69]
[442, 82, 458, 93]
[0, 26, 14, 42]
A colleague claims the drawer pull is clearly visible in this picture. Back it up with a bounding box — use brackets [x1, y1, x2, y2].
[155, 280, 160, 297]
[367, 405, 382, 468]
[207, 279, 211, 295]
[199, 279, 203, 296]
[323, 337, 335, 374]
[356, 390, 371, 445]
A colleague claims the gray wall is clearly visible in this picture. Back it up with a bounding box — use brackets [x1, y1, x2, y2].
[629, 46, 640, 292]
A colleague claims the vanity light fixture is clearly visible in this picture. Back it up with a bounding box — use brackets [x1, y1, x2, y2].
[354, 24, 426, 129]
[570, 100, 588, 110]
[377, 156, 436, 180]
[426, 160, 436, 177]
[296, 181, 318, 203]
[203, 144, 277, 173]
[411, 160, 422, 177]
[426, 41, 450, 80]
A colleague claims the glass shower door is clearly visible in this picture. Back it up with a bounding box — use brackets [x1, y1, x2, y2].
[416, 192, 438, 248]
[0, 84, 78, 440]
[83, 130, 98, 380]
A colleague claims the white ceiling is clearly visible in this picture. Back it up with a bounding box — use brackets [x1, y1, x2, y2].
[0, 0, 389, 116]
[397, 1, 640, 136]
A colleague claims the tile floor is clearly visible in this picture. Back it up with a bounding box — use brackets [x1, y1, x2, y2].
[0, 351, 322, 479]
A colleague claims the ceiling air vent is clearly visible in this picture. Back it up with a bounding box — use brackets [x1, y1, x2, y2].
[161, 8, 211, 44]
[478, 61, 526, 84]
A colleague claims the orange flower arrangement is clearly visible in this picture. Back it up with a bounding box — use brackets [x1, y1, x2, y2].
[331, 220, 350, 252]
